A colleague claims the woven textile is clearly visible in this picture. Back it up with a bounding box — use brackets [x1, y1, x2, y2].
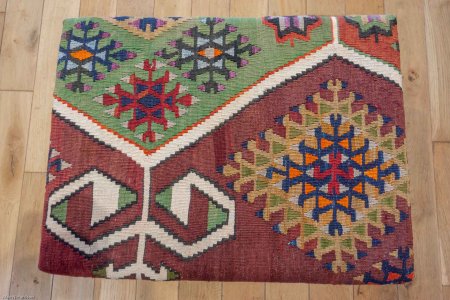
[39, 16, 413, 284]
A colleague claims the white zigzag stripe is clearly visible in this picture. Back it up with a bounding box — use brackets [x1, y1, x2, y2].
[53, 43, 402, 168]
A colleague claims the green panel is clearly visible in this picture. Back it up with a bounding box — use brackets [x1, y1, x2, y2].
[55, 17, 332, 151]
[51, 199, 68, 223]
[118, 186, 137, 209]
[207, 201, 228, 231]
[155, 187, 172, 210]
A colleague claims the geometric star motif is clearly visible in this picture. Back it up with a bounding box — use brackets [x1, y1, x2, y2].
[58, 21, 137, 92]
[344, 15, 397, 43]
[94, 59, 196, 143]
[218, 79, 409, 273]
[155, 17, 261, 93]
[263, 16, 322, 46]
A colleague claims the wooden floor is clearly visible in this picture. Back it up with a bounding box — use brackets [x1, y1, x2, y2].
[0, 0, 449, 299]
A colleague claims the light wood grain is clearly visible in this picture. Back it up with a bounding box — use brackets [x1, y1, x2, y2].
[310, 284, 353, 300]
[385, 0, 443, 300]
[192, 0, 230, 16]
[179, 281, 222, 300]
[25, 0, 80, 173]
[136, 281, 178, 300]
[0, 0, 6, 12]
[0, 12, 4, 49]
[306, 0, 345, 15]
[0, 0, 44, 90]
[116, 0, 154, 16]
[154, 0, 192, 17]
[425, 0, 450, 141]
[230, 0, 268, 16]
[52, 276, 94, 300]
[0, 92, 32, 298]
[266, 283, 309, 300]
[345, 0, 384, 14]
[80, 0, 117, 16]
[433, 143, 450, 285]
[93, 279, 136, 300]
[9, 173, 52, 300]
[223, 282, 265, 300]
[354, 285, 398, 300]
[444, 286, 450, 299]
[268, 0, 306, 15]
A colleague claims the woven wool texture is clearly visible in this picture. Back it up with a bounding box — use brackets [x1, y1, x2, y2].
[39, 16, 413, 284]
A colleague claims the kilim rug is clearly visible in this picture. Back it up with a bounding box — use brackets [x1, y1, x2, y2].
[39, 16, 413, 284]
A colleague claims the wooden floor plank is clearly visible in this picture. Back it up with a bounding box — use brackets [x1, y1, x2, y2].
[0, 92, 32, 298]
[0, 0, 6, 12]
[52, 276, 94, 300]
[0, 12, 5, 50]
[230, 0, 268, 16]
[192, 0, 230, 16]
[9, 173, 52, 300]
[268, 0, 306, 15]
[24, 0, 80, 173]
[385, 0, 443, 299]
[306, 0, 345, 15]
[345, 0, 384, 14]
[0, 0, 44, 90]
[443, 286, 450, 299]
[354, 286, 398, 300]
[425, 0, 450, 141]
[93, 279, 136, 300]
[223, 282, 265, 300]
[266, 283, 308, 300]
[154, 0, 192, 17]
[116, 0, 154, 16]
[433, 143, 450, 285]
[310, 284, 353, 300]
[136, 281, 178, 300]
[178, 281, 222, 300]
[80, 0, 117, 16]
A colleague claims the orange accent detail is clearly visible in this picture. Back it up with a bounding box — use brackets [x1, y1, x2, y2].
[289, 167, 302, 178]
[337, 197, 349, 208]
[354, 182, 363, 193]
[53, 39, 333, 156]
[318, 196, 332, 208]
[407, 272, 414, 280]
[352, 154, 363, 165]
[321, 139, 333, 148]
[365, 168, 378, 180]
[305, 153, 317, 164]
[387, 272, 401, 281]
[198, 48, 223, 58]
[339, 139, 349, 149]
[304, 183, 315, 194]
[70, 49, 94, 61]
